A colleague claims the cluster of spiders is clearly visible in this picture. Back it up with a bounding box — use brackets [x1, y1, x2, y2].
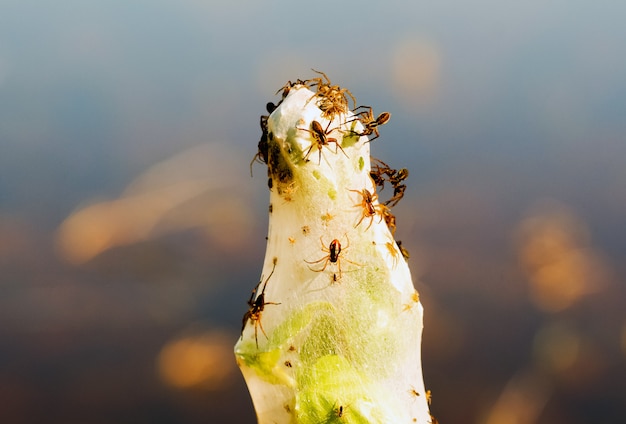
[242, 72, 413, 347]
[304, 157, 411, 285]
[251, 70, 396, 172]
[263, 71, 409, 258]
[296, 104, 392, 168]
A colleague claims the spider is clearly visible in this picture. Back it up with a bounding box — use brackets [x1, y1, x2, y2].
[280, 181, 299, 202]
[370, 159, 407, 188]
[307, 69, 356, 117]
[299, 120, 348, 164]
[396, 240, 410, 261]
[326, 402, 350, 420]
[380, 205, 396, 235]
[403, 290, 420, 312]
[369, 158, 409, 207]
[241, 258, 280, 348]
[249, 114, 269, 177]
[408, 386, 421, 400]
[347, 106, 391, 142]
[369, 158, 391, 190]
[385, 241, 400, 269]
[386, 167, 409, 206]
[266, 101, 277, 114]
[305, 236, 360, 280]
[385, 181, 407, 207]
[275, 78, 311, 99]
[335, 404, 347, 418]
[348, 188, 385, 230]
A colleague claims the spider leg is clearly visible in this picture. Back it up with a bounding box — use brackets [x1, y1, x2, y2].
[345, 90, 357, 110]
[332, 140, 349, 159]
[352, 105, 372, 115]
[364, 214, 375, 231]
[364, 128, 380, 143]
[240, 311, 251, 339]
[306, 258, 330, 273]
[304, 256, 329, 264]
[335, 259, 342, 280]
[343, 257, 363, 267]
[302, 142, 315, 162]
[257, 319, 268, 340]
[354, 213, 366, 228]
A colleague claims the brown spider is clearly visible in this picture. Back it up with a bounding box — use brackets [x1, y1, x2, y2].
[348, 188, 385, 230]
[280, 181, 299, 202]
[275, 78, 311, 99]
[266, 101, 277, 114]
[369, 158, 391, 189]
[305, 236, 360, 280]
[299, 120, 348, 164]
[380, 205, 396, 235]
[385, 241, 400, 269]
[249, 114, 269, 177]
[396, 240, 410, 261]
[403, 290, 420, 312]
[408, 386, 421, 400]
[307, 69, 356, 117]
[241, 258, 280, 348]
[369, 158, 409, 207]
[385, 179, 407, 207]
[387, 167, 409, 207]
[348, 106, 391, 142]
[326, 402, 351, 420]
[335, 404, 348, 418]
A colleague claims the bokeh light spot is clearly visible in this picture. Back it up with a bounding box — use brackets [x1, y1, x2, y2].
[55, 143, 254, 264]
[157, 330, 235, 390]
[482, 370, 551, 424]
[391, 37, 441, 106]
[514, 199, 609, 312]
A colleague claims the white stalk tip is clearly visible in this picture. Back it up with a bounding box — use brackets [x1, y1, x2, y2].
[235, 76, 432, 424]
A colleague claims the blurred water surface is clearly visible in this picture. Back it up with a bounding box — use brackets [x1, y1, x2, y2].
[1, 1, 625, 423]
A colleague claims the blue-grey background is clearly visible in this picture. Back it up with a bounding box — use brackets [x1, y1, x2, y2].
[1, 1, 625, 423]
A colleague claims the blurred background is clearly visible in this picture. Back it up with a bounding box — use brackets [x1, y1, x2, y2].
[1, 0, 625, 423]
